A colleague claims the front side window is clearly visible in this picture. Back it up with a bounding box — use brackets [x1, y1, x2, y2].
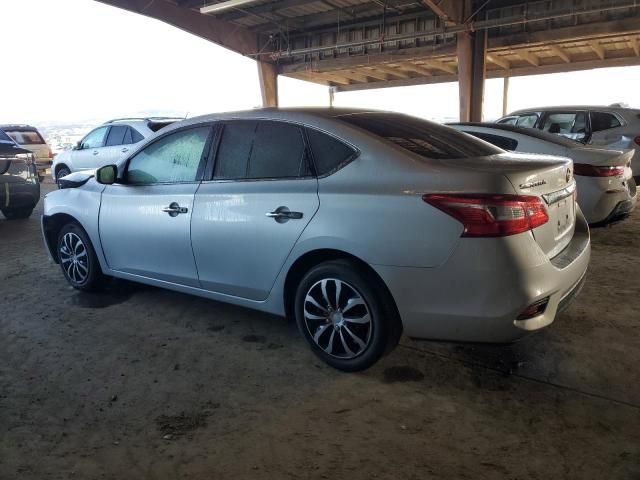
[541, 111, 588, 141]
[306, 128, 356, 176]
[338, 113, 501, 160]
[105, 126, 127, 147]
[81, 127, 108, 150]
[590, 111, 622, 132]
[214, 121, 310, 180]
[127, 126, 210, 184]
[497, 116, 517, 125]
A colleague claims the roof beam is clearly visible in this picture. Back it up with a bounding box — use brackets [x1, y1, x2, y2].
[589, 40, 606, 60]
[401, 63, 433, 76]
[221, 0, 320, 21]
[360, 68, 391, 81]
[372, 66, 412, 79]
[200, 0, 261, 14]
[94, 0, 259, 56]
[486, 53, 510, 70]
[548, 45, 571, 63]
[518, 50, 540, 67]
[420, 0, 466, 24]
[421, 59, 456, 74]
[630, 37, 640, 56]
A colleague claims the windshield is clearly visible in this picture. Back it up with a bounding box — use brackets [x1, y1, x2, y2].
[338, 113, 502, 160]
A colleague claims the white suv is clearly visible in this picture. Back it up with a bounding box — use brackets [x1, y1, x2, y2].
[52, 117, 179, 183]
[497, 106, 640, 180]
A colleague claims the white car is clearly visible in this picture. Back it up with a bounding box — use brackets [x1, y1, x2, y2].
[51, 117, 179, 183]
[450, 123, 637, 226]
[496, 106, 640, 180]
[42, 109, 590, 371]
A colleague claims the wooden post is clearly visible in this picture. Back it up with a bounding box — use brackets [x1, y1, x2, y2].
[258, 61, 278, 108]
[329, 87, 335, 107]
[457, 29, 487, 122]
[502, 76, 510, 117]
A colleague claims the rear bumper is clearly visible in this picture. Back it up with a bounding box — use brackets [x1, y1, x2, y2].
[0, 180, 40, 210]
[590, 198, 636, 227]
[578, 176, 636, 225]
[36, 160, 53, 173]
[373, 209, 591, 343]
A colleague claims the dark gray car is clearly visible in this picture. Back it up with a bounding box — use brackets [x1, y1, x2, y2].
[0, 129, 40, 219]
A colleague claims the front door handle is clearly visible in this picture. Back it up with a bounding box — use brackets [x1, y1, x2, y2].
[121, 147, 129, 153]
[162, 202, 189, 217]
[92, 150, 99, 155]
[266, 207, 303, 223]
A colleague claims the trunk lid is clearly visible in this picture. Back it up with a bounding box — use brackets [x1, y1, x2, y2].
[447, 152, 576, 258]
[501, 153, 576, 259]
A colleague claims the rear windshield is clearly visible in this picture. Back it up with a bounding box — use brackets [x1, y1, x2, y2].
[4, 129, 45, 145]
[338, 113, 502, 159]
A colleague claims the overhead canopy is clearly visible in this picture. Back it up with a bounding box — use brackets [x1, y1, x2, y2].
[96, 0, 640, 117]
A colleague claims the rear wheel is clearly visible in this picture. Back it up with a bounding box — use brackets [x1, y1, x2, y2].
[57, 223, 106, 292]
[294, 260, 401, 371]
[56, 166, 71, 188]
[1, 207, 33, 220]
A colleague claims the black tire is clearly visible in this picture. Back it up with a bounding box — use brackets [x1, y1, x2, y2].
[56, 166, 71, 188]
[57, 223, 106, 292]
[2, 207, 33, 220]
[294, 259, 401, 372]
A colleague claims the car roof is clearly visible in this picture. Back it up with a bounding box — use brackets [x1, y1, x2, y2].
[449, 122, 581, 148]
[506, 106, 640, 114]
[0, 124, 41, 132]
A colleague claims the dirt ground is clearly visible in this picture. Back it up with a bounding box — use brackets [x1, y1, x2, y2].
[1, 180, 639, 479]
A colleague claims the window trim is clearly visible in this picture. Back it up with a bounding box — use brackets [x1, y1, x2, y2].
[121, 123, 215, 186]
[203, 119, 320, 183]
[303, 125, 359, 179]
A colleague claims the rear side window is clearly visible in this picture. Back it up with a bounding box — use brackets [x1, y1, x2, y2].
[127, 127, 210, 184]
[214, 121, 310, 180]
[590, 112, 622, 132]
[5, 129, 45, 145]
[465, 131, 518, 151]
[339, 113, 501, 160]
[306, 128, 356, 176]
[131, 128, 144, 143]
[105, 126, 128, 146]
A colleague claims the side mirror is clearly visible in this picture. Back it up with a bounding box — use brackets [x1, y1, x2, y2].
[74, 141, 82, 150]
[96, 164, 118, 185]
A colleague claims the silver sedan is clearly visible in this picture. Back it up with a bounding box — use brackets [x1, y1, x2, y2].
[42, 109, 590, 371]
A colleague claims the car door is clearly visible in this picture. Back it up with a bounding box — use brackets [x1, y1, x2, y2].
[539, 110, 589, 142]
[100, 125, 129, 167]
[191, 120, 320, 301]
[72, 126, 109, 171]
[99, 125, 213, 287]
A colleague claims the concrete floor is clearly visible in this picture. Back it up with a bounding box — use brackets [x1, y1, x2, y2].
[1, 181, 639, 479]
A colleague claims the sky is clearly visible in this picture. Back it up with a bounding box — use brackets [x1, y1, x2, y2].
[1, 0, 639, 126]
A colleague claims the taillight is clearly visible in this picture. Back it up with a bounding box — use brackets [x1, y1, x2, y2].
[573, 164, 624, 177]
[423, 194, 549, 237]
[48, 149, 53, 159]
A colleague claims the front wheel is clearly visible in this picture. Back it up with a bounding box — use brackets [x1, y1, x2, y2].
[294, 260, 401, 372]
[57, 223, 106, 291]
[56, 166, 71, 188]
[2, 207, 33, 220]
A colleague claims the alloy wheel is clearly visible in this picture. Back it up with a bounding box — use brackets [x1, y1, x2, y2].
[59, 232, 89, 284]
[303, 278, 373, 359]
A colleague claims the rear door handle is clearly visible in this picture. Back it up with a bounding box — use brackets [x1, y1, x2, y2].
[121, 147, 129, 153]
[266, 207, 303, 222]
[92, 150, 99, 155]
[162, 202, 189, 217]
